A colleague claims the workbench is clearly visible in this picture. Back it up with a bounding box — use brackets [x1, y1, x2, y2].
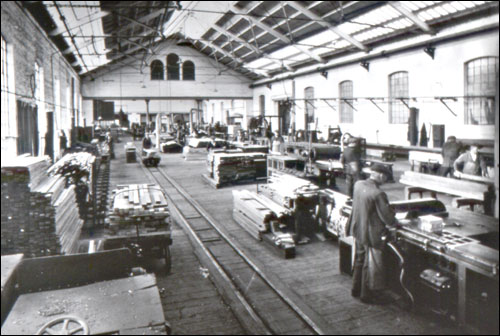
[2, 274, 166, 335]
[393, 206, 498, 334]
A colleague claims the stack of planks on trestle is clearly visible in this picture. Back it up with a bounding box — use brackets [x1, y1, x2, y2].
[1, 155, 84, 257]
[232, 189, 295, 258]
[108, 184, 169, 232]
[207, 151, 267, 186]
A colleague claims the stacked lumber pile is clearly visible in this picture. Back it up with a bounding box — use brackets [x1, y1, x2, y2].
[2, 156, 84, 257]
[233, 189, 295, 258]
[208, 152, 267, 185]
[259, 172, 320, 210]
[108, 184, 169, 233]
[48, 153, 96, 219]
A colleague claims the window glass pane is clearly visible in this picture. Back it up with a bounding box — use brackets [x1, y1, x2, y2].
[167, 54, 180, 80]
[304, 87, 315, 124]
[339, 81, 353, 123]
[150, 60, 164, 80]
[389, 71, 409, 124]
[464, 57, 498, 125]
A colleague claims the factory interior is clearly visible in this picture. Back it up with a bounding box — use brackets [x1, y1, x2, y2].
[1, 1, 499, 335]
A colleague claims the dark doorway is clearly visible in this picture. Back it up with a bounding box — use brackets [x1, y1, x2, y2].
[278, 100, 291, 135]
[45, 112, 54, 160]
[17, 100, 38, 156]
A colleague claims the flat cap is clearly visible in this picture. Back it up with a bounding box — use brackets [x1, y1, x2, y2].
[370, 163, 391, 176]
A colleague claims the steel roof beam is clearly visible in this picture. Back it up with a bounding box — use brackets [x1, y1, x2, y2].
[389, 1, 435, 34]
[286, 1, 369, 52]
[49, 10, 109, 36]
[230, 6, 325, 63]
[210, 25, 293, 71]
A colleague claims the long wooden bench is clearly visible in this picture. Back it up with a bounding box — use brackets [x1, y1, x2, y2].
[399, 171, 495, 215]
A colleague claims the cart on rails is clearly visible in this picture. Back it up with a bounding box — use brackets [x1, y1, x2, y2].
[80, 184, 172, 274]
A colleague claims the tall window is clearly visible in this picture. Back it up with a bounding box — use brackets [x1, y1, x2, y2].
[388, 71, 409, 124]
[1, 35, 10, 138]
[259, 95, 265, 117]
[304, 87, 315, 124]
[464, 57, 498, 125]
[182, 61, 195, 80]
[339, 80, 353, 123]
[150, 60, 164, 80]
[167, 54, 180, 80]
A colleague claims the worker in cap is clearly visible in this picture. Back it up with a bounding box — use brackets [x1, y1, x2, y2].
[341, 137, 363, 197]
[440, 135, 461, 177]
[345, 162, 397, 304]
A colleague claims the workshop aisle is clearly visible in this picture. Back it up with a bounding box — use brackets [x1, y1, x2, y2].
[158, 150, 464, 335]
[106, 137, 245, 335]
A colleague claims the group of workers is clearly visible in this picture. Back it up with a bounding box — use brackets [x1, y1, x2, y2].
[345, 135, 491, 306]
[440, 135, 490, 178]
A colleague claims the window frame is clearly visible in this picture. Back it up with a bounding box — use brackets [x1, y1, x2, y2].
[388, 71, 409, 124]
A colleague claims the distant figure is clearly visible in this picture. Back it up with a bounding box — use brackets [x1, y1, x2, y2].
[440, 136, 461, 177]
[341, 137, 363, 197]
[59, 130, 67, 152]
[142, 135, 152, 150]
[453, 145, 488, 178]
[270, 131, 284, 153]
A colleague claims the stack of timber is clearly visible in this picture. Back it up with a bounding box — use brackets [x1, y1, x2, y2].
[205, 151, 267, 187]
[48, 152, 97, 219]
[232, 189, 295, 258]
[259, 172, 320, 210]
[1, 156, 84, 257]
[107, 184, 169, 233]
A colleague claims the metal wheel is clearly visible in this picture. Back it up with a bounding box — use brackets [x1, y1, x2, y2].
[36, 316, 89, 335]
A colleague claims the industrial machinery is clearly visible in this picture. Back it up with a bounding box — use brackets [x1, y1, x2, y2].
[334, 196, 498, 334]
[142, 148, 161, 167]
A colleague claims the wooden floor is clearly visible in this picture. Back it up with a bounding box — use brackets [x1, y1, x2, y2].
[104, 136, 466, 335]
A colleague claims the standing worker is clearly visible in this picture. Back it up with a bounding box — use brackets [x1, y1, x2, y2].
[341, 137, 363, 198]
[346, 163, 397, 304]
[440, 136, 461, 177]
[453, 145, 488, 178]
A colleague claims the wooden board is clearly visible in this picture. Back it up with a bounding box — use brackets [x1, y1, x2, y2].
[1, 274, 165, 335]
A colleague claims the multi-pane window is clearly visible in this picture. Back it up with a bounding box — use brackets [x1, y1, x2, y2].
[304, 87, 315, 124]
[464, 57, 498, 125]
[167, 54, 180, 80]
[150, 60, 164, 80]
[388, 71, 409, 124]
[259, 95, 265, 117]
[339, 80, 353, 123]
[1, 35, 10, 137]
[182, 61, 195, 80]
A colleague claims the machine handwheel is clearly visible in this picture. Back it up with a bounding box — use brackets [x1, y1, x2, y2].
[36, 316, 89, 335]
[164, 245, 171, 275]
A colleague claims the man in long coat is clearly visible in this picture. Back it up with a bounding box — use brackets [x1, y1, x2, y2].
[346, 163, 397, 304]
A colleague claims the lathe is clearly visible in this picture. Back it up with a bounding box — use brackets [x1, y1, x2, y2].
[331, 195, 498, 334]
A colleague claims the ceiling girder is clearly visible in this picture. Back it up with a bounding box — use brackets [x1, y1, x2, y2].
[285, 1, 369, 52]
[230, 6, 325, 63]
[389, 1, 435, 34]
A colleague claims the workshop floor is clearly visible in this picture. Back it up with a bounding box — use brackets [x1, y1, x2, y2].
[98, 136, 466, 334]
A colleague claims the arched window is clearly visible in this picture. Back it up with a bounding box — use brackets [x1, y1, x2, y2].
[388, 71, 409, 124]
[150, 60, 164, 80]
[464, 56, 498, 125]
[167, 54, 180, 80]
[182, 61, 195, 80]
[339, 80, 353, 123]
[304, 87, 315, 124]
